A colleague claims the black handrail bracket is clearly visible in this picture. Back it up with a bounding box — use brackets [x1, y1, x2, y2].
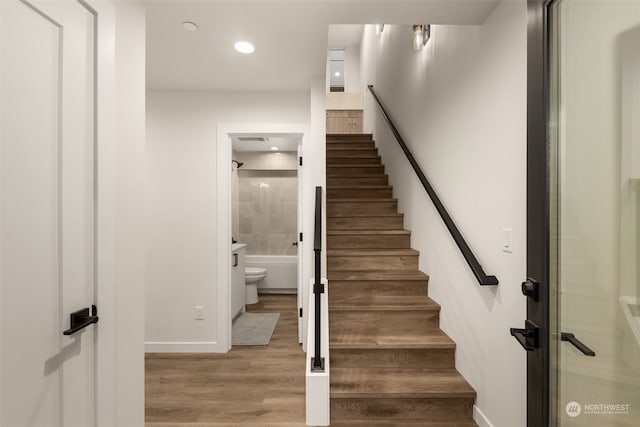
[367, 85, 498, 286]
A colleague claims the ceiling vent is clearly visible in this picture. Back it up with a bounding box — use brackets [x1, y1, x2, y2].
[237, 137, 268, 142]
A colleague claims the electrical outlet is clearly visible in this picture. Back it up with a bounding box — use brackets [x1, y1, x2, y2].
[195, 306, 204, 320]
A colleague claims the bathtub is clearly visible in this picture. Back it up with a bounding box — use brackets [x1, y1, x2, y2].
[245, 255, 298, 293]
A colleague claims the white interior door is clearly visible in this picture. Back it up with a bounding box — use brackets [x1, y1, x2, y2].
[1, 1, 97, 426]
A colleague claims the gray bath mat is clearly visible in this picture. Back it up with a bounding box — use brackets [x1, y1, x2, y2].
[232, 312, 280, 345]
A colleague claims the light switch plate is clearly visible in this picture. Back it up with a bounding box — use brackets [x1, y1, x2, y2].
[502, 228, 513, 253]
[195, 306, 205, 320]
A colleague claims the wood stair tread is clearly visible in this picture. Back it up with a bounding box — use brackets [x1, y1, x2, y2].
[328, 270, 429, 281]
[328, 164, 383, 167]
[328, 185, 391, 189]
[328, 198, 396, 202]
[329, 295, 439, 311]
[330, 368, 476, 399]
[328, 249, 419, 256]
[327, 147, 375, 152]
[327, 155, 380, 159]
[327, 213, 403, 218]
[327, 174, 388, 178]
[328, 230, 410, 236]
[330, 328, 455, 350]
[329, 421, 478, 427]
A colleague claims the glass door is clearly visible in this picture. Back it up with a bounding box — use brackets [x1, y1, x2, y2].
[549, 0, 640, 425]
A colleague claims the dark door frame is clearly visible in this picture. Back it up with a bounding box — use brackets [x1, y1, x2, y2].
[526, 0, 555, 426]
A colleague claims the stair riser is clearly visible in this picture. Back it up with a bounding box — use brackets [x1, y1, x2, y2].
[328, 280, 427, 297]
[331, 349, 455, 369]
[327, 176, 389, 186]
[330, 397, 474, 422]
[327, 142, 375, 149]
[328, 166, 385, 176]
[327, 149, 378, 158]
[327, 157, 381, 166]
[328, 255, 418, 271]
[327, 216, 403, 230]
[327, 188, 393, 199]
[329, 310, 439, 330]
[327, 134, 373, 141]
[328, 201, 397, 216]
[327, 234, 410, 249]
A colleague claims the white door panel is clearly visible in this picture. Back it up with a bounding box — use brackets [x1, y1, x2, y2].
[1, 1, 97, 426]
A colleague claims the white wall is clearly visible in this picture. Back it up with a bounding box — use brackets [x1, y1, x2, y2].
[359, 1, 527, 426]
[302, 77, 327, 350]
[344, 44, 362, 93]
[93, 1, 146, 425]
[146, 91, 309, 351]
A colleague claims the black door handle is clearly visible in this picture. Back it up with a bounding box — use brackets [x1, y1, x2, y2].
[232, 253, 238, 267]
[510, 320, 539, 351]
[63, 305, 99, 336]
[292, 242, 298, 247]
[561, 332, 595, 356]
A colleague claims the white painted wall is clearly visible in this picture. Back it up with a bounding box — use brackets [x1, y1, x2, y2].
[146, 91, 309, 351]
[344, 44, 362, 93]
[93, 1, 146, 425]
[359, 2, 527, 426]
[302, 77, 327, 351]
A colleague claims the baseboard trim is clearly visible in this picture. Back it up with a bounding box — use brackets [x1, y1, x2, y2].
[145, 341, 227, 353]
[474, 405, 495, 427]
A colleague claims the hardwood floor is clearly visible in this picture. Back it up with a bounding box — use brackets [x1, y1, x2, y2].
[145, 294, 306, 427]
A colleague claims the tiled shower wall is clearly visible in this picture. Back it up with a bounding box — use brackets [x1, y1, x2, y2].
[237, 170, 297, 255]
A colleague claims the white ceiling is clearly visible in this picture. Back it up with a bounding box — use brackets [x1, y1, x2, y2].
[328, 24, 365, 48]
[146, 0, 500, 91]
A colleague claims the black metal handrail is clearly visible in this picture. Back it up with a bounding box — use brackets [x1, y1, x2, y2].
[311, 186, 325, 371]
[367, 85, 498, 286]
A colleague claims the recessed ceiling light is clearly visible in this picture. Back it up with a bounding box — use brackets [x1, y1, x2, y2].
[181, 21, 199, 32]
[234, 41, 255, 54]
[270, 146, 279, 151]
[334, 72, 341, 77]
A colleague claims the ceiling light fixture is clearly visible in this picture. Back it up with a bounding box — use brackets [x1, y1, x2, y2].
[334, 72, 341, 77]
[412, 24, 430, 50]
[375, 24, 384, 35]
[270, 146, 279, 151]
[234, 41, 255, 54]
[181, 21, 199, 32]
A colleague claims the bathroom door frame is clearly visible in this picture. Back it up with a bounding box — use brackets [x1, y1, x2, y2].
[217, 123, 310, 352]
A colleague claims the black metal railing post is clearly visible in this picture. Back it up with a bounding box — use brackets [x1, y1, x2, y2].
[367, 85, 498, 286]
[311, 186, 325, 371]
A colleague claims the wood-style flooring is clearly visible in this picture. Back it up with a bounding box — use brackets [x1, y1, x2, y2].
[145, 294, 306, 427]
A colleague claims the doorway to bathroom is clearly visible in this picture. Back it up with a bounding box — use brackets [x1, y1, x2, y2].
[216, 124, 310, 352]
[230, 135, 302, 347]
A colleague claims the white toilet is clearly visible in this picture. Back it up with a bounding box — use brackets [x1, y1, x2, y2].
[245, 267, 267, 304]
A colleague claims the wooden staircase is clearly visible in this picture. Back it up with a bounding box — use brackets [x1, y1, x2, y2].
[326, 133, 478, 426]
